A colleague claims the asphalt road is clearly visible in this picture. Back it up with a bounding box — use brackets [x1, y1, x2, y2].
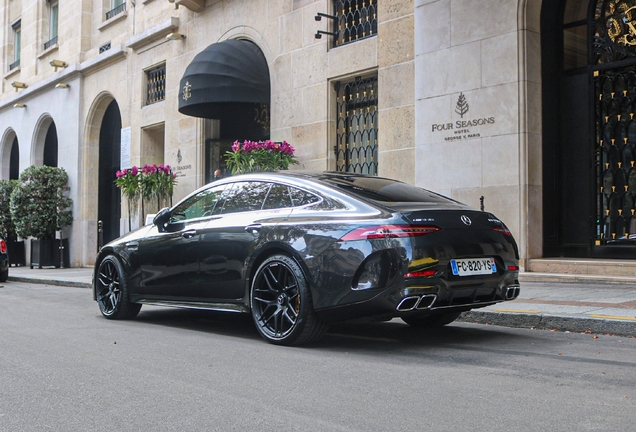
[1, 282, 635, 432]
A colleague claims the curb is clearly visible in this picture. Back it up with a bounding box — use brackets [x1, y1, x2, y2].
[8, 276, 91, 289]
[458, 310, 636, 337]
[519, 272, 636, 285]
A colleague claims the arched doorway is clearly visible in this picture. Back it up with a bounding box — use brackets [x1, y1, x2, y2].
[43, 122, 58, 167]
[9, 137, 19, 180]
[542, 0, 636, 258]
[98, 100, 122, 244]
[32, 115, 58, 168]
[1, 130, 20, 180]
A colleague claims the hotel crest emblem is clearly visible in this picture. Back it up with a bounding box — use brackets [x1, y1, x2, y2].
[605, 1, 636, 48]
[182, 81, 192, 101]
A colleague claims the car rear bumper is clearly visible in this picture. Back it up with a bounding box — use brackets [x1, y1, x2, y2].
[315, 272, 520, 323]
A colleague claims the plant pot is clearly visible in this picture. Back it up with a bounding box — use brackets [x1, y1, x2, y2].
[30, 238, 70, 269]
[6, 239, 25, 266]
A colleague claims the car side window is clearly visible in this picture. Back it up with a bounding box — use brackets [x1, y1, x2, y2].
[219, 181, 271, 214]
[263, 184, 293, 209]
[171, 184, 226, 221]
[289, 187, 321, 207]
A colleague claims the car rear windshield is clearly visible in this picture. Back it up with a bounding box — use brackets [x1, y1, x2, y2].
[320, 175, 456, 204]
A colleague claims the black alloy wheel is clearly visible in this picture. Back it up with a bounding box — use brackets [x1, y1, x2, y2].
[401, 311, 462, 328]
[95, 255, 141, 320]
[250, 255, 327, 345]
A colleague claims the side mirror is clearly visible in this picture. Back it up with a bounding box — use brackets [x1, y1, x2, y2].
[153, 207, 171, 230]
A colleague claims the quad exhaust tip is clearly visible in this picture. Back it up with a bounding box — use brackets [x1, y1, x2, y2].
[505, 285, 520, 300]
[396, 294, 437, 312]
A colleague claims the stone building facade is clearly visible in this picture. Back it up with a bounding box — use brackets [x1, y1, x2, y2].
[0, 0, 633, 269]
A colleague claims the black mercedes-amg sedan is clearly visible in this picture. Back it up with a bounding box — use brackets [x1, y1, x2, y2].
[93, 171, 520, 345]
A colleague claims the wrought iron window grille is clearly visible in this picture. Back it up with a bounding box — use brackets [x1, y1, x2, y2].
[105, 2, 126, 20]
[332, 0, 378, 47]
[146, 65, 167, 105]
[334, 76, 378, 175]
[99, 42, 111, 54]
[9, 59, 20, 71]
[44, 36, 58, 51]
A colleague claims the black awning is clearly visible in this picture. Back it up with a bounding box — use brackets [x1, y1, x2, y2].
[178, 39, 270, 119]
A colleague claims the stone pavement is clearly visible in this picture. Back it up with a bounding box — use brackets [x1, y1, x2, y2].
[4, 266, 636, 337]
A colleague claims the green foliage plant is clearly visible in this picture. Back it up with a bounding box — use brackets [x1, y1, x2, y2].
[0, 179, 18, 240]
[10, 165, 73, 240]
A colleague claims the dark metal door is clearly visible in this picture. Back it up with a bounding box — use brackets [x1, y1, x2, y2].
[594, 68, 636, 253]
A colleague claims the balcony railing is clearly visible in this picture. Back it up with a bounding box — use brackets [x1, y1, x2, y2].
[105, 2, 126, 20]
[44, 36, 58, 50]
[9, 59, 20, 71]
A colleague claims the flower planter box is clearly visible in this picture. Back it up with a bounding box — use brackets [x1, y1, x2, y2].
[30, 238, 70, 269]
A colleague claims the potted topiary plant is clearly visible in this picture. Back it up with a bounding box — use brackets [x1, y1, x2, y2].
[0, 179, 25, 266]
[10, 165, 73, 268]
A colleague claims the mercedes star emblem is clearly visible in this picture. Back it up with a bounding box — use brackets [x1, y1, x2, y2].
[461, 215, 472, 226]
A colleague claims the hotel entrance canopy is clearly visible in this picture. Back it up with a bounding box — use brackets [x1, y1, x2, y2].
[178, 39, 270, 119]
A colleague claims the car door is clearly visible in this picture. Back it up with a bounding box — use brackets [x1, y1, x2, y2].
[197, 181, 292, 300]
[134, 184, 227, 300]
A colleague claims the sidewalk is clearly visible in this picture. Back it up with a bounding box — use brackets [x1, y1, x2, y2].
[4, 266, 636, 337]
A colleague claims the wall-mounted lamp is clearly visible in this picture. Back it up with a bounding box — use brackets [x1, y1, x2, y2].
[13, 103, 26, 108]
[49, 59, 68, 71]
[11, 81, 27, 91]
[314, 12, 338, 40]
[166, 32, 186, 41]
[315, 12, 337, 22]
[55, 83, 70, 89]
[315, 30, 338, 39]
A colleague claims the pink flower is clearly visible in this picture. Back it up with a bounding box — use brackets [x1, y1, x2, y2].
[131, 166, 138, 176]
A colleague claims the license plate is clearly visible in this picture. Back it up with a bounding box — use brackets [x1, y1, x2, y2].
[450, 258, 497, 276]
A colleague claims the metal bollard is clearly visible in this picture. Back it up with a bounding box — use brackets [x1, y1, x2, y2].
[98, 220, 104, 252]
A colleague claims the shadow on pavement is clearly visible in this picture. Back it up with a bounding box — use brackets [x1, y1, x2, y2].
[128, 306, 537, 352]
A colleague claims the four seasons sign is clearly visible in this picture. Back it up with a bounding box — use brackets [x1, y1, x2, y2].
[431, 92, 497, 142]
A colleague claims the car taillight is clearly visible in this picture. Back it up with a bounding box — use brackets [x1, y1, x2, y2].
[493, 226, 512, 236]
[404, 269, 437, 278]
[339, 225, 441, 241]
[508, 265, 519, 271]
[0, 240, 6, 254]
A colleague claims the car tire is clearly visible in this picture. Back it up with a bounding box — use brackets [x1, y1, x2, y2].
[401, 311, 462, 328]
[0, 268, 8, 282]
[95, 255, 141, 320]
[250, 254, 327, 346]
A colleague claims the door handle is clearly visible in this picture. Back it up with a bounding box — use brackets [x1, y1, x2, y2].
[182, 229, 197, 239]
[125, 241, 139, 250]
[245, 224, 262, 235]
